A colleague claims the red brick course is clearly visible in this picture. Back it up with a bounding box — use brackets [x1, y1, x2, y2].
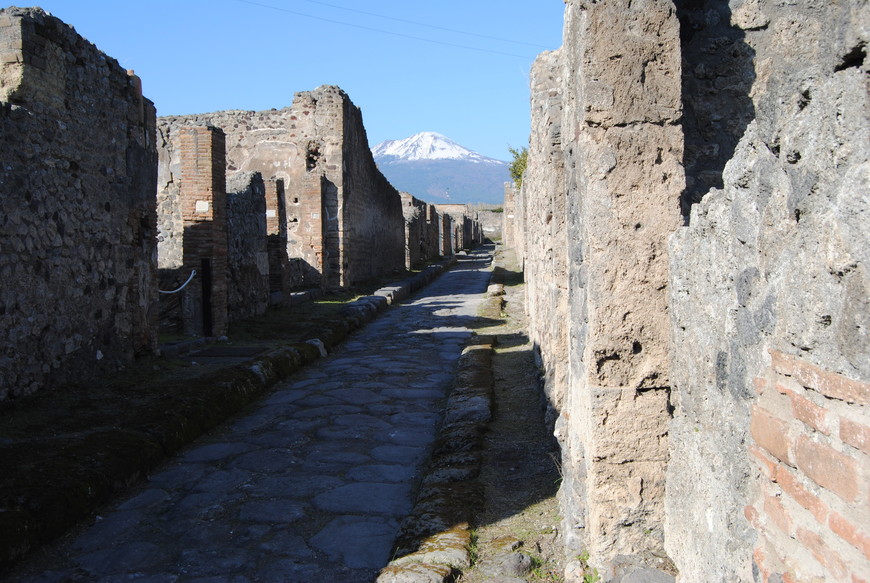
[794, 434, 860, 503]
[829, 512, 870, 560]
[750, 351, 870, 582]
[770, 349, 870, 405]
[840, 417, 870, 456]
[751, 405, 793, 465]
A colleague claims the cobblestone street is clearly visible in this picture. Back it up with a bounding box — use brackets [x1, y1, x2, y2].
[9, 249, 494, 583]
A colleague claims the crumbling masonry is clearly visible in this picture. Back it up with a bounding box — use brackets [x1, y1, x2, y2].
[0, 9, 483, 400]
[513, 1, 869, 581]
[0, 7, 158, 399]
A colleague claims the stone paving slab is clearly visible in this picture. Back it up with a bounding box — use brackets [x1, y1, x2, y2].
[5, 248, 494, 582]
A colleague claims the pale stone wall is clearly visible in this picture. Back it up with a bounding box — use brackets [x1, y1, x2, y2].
[667, 1, 870, 581]
[522, 49, 568, 432]
[0, 8, 158, 399]
[520, 0, 684, 570]
[518, 0, 869, 581]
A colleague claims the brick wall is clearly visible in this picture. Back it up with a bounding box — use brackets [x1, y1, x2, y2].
[0, 8, 158, 399]
[747, 351, 870, 582]
[265, 178, 299, 301]
[177, 125, 228, 337]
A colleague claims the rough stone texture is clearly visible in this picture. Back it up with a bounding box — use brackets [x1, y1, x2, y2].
[519, 0, 683, 568]
[159, 86, 405, 290]
[400, 192, 442, 269]
[666, 1, 870, 581]
[0, 7, 158, 399]
[522, 49, 567, 429]
[226, 172, 269, 320]
[516, 1, 868, 580]
[676, 0, 756, 217]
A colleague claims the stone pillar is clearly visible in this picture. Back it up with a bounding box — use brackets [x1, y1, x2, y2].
[179, 125, 228, 337]
[558, 0, 683, 570]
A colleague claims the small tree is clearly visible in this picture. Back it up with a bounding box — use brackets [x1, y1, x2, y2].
[508, 146, 528, 189]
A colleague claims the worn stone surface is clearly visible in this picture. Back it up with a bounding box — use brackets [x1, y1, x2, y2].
[518, 0, 683, 569]
[0, 7, 158, 399]
[522, 48, 567, 429]
[5, 249, 493, 582]
[667, 1, 870, 581]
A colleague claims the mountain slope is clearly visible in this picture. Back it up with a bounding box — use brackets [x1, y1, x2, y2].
[372, 132, 510, 205]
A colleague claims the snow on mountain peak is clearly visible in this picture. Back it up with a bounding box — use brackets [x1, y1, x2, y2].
[371, 132, 500, 164]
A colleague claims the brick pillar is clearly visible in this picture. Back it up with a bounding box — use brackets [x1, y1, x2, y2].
[179, 125, 228, 337]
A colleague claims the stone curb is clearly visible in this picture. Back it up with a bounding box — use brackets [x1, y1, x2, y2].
[377, 329, 497, 583]
[0, 257, 458, 572]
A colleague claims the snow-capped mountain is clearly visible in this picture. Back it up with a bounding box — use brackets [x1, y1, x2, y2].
[372, 131, 503, 165]
[372, 132, 510, 205]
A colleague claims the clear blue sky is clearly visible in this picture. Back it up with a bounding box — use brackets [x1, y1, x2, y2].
[32, 0, 565, 161]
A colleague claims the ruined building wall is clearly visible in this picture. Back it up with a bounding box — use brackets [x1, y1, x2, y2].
[521, 49, 568, 432]
[667, 1, 870, 581]
[400, 193, 441, 269]
[158, 86, 404, 289]
[156, 124, 231, 336]
[340, 96, 405, 285]
[226, 172, 269, 321]
[475, 208, 503, 242]
[502, 182, 522, 259]
[558, 0, 683, 569]
[158, 101, 327, 289]
[264, 178, 299, 302]
[519, 0, 869, 581]
[435, 204, 481, 252]
[0, 7, 158, 400]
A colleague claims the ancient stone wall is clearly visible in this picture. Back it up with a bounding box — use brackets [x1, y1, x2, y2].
[156, 124, 231, 337]
[667, 2, 870, 581]
[158, 86, 404, 290]
[474, 208, 503, 242]
[521, 48, 567, 432]
[543, 0, 683, 569]
[502, 182, 521, 258]
[177, 126, 229, 337]
[339, 96, 406, 285]
[0, 7, 158, 400]
[400, 193, 441, 269]
[517, 0, 869, 581]
[435, 204, 483, 252]
[226, 172, 269, 321]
